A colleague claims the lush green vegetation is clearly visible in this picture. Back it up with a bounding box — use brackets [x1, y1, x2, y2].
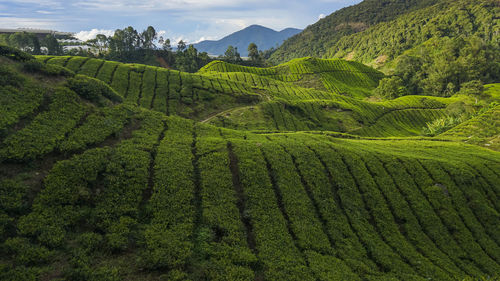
[1, 35, 499, 281]
[200, 58, 384, 98]
[0, 32, 64, 55]
[36, 53, 495, 139]
[269, 0, 439, 63]
[37, 55, 262, 120]
[329, 0, 500, 98]
[72, 26, 214, 73]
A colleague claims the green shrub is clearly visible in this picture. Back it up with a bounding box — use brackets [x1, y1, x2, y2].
[76, 232, 104, 254]
[65, 252, 120, 281]
[59, 105, 132, 152]
[109, 65, 129, 97]
[0, 211, 13, 238]
[67, 75, 123, 104]
[17, 148, 113, 247]
[0, 45, 34, 61]
[0, 87, 87, 161]
[0, 179, 29, 213]
[41, 63, 75, 77]
[3, 237, 52, 265]
[78, 59, 104, 77]
[88, 266, 121, 281]
[22, 60, 43, 73]
[0, 85, 44, 135]
[422, 115, 466, 136]
[105, 216, 136, 251]
[142, 117, 195, 270]
[0, 265, 38, 281]
[0, 64, 25, 87]
[374, 76, 408, 100]
[23, 60, 74, 77]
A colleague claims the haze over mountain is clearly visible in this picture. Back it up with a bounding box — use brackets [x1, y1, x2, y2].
[194, 25, 302, 57]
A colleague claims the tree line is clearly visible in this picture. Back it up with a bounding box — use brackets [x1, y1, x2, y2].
[0, 26, 273, 72]
[374, 36, 499, 100]
[0, 32, 64, 55]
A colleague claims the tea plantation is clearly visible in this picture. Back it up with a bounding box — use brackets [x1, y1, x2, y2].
[1, 46, 499, 280]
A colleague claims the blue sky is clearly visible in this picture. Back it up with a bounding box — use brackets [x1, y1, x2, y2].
[0, 0, 362, 43]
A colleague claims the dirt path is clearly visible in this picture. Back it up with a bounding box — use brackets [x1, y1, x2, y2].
[200, 107, 243, 124]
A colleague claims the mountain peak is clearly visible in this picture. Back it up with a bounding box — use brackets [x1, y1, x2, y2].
[194, 25, 301, 56]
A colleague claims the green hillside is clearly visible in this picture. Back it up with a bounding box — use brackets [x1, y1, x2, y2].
[269, 0, 499, 102]
[327, 0, 499, 70]
[1, 46, 500, 281]
[39, 55, 475, 136]
[268, 0, 439, 64]
[199, 58, 384, 98]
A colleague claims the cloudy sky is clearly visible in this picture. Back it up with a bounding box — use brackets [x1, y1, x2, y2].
[0, 0, 362, 43]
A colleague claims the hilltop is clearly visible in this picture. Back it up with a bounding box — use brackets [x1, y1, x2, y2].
[194, 25, 302, 57]
[1, 46, 500, 281]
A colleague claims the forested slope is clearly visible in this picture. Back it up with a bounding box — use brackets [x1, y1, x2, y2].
[269, 0, 439, 64]
[327, 0, 499, 69]
[1, 47, 500, 281]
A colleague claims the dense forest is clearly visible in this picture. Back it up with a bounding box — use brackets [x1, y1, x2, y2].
[268, 0, 440, 64]
[329, 0, 500, 97]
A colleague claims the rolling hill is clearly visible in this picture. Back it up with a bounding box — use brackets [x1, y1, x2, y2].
[194, 25, 302, 57]
[1, 46, 500, 281]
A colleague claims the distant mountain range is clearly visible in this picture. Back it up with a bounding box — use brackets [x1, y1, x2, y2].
[194, 25, 302, 57]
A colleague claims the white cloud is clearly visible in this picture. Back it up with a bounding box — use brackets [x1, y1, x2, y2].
[157, 30, 167, 37]
[75, 28, 115, 41]
[214, 18, 248, 29]
[172, 36, 187, 44]
[9, 0, 64, 9]
[36, 10, 56, 14]
[71, 0, 282, 11]
[0, 16, 59, 29]
[193, 36, 216, 43]
[318, 13, 326, 19]
[1, 0, 359, 43]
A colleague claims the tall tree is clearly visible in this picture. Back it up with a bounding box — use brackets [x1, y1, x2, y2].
[42, 34, 62, 55]
[142, 26, 157, 50]
[177, 40, 187, 52]
[158, 37, 172, 51]
[247, 43, 260, 62]
[224, 45, 241, 62]
[88, 34, 109, 54]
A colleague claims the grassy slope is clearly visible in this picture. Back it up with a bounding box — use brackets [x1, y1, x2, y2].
[2, 50, 499, 280]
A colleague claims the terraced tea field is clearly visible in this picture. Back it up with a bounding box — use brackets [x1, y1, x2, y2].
[38, 55, 470, 137]
[1, 47, 499, 280]
[199, 58, 384, 98]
